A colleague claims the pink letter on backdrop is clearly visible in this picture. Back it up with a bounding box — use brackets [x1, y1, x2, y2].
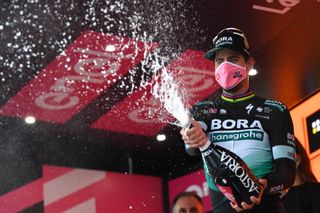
[0, 31, 158, 124]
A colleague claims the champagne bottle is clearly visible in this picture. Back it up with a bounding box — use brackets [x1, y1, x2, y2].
[200, 141, 263, 207]
[184, 100, 262, 205]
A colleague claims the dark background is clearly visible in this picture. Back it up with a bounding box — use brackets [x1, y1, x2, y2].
[0, 0, 320, 210]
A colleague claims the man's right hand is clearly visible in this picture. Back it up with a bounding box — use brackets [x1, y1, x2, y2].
[180, 120, 207, 149]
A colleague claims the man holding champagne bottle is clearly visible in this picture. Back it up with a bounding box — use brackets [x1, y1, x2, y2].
[180, 27, 296, 213]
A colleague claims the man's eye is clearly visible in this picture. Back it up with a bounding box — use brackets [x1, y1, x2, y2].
[228, 58, 239, 63]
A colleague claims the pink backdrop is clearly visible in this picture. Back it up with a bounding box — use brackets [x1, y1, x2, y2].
[0, 165, 164, 213]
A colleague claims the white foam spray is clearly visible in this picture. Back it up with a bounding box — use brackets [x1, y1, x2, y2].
[140, 52, 191, 128]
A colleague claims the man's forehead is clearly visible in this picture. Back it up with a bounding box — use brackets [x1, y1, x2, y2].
[215, 49, 242, 58]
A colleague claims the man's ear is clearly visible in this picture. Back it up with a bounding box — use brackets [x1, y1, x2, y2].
[246, 57, 255, 71]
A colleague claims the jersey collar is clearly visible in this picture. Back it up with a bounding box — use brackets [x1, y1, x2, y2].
[221, 90, 255, 103]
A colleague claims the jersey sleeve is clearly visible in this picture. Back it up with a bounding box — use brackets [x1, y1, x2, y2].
[265, 103, 296, 194]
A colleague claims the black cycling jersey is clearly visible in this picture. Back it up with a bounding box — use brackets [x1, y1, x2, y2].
[190, 90, 296, 212]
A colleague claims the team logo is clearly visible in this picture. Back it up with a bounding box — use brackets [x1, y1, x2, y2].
[264, 100, 286, 112]
[210, 119, 263, 130]
[216, 36, 233, 46]
[246, 104, 254, 114]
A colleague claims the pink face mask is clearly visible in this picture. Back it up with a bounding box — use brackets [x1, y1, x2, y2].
[215, 61, 248, 90]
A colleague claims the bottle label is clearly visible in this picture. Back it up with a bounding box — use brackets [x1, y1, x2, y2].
[220, 151, 260, 194]
[215, 183, 237, 206]
[201, 147, 214, 157]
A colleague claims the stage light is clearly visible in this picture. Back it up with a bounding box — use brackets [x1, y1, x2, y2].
[249, 68, 258, 76]
[25, 116, 36, 124]
[156, 134, 166, 141]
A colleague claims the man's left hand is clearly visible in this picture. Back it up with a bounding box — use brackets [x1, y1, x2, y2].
[230, 179, 268, 212]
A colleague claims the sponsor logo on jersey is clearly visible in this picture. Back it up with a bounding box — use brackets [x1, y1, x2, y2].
[210, 119, 263, 130]
[287, 151, 295, 159]
[209, 108, 218, 113]
[208, 130, 264, 142]
[208, 119, 265, 142]
[255, 114, 270, 120]
[256, 107, 263, 112]
[264, 107, 271, 113]
[269, 184, 284, 194]
[200, 108, 218, 115]
[219, 109, 227, 114]
[287, 133, 295, 141]
[246, 104, 254, 114]
[287, 133, 295, 147]
[264, 100, 286, 112]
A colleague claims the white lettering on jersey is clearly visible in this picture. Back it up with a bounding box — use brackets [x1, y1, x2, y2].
[211, 119, 263, 130]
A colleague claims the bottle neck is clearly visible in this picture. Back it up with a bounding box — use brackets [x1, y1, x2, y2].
[199, 140, 211, 151]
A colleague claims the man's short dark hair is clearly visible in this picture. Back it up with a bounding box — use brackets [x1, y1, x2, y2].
[172, 191, 203, 208]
